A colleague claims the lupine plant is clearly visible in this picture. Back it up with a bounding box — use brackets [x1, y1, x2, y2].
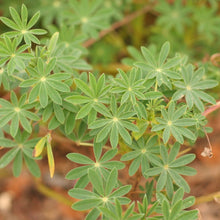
[0, 2, 219, 220]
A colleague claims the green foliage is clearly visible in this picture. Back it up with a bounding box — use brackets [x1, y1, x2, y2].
[152, 102, 196, 144]
[155, 0, 192, 34]
[172, 65, 217, 112]
[0, 2, 219, 219]
[0, 4, 46, 45]
[0, 131, 41, 177]
[136, 42, 181, 89]
[144, 143, 196, 193]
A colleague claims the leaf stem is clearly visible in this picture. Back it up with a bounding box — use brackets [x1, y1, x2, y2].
[79, 142, 111, 150]
[11, 74, 24, 82]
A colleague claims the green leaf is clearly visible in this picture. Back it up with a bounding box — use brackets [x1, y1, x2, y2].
[174, 166, 197, 176]
[72, 199, 102, 211]
[129, 157, 141, 176]
[88, 169, 104, 196]
[99, 207, 117, 219]
[0, 112, 14, 128]
[145, 91, 163, 100]
[19, 113, 32, 133]
[168, 143, 180, 163]
[9, 6, 22, 27]
[110, 185, 132, 198]
[141, 47, 156, 66]
[23, 154, 40, 177]
[85, 208, 100, 220]
[48, 116, 60, 130]
[93, 103, 112, 117]
[100, 149, 117, 162]
[27, 11, 40, 29]
[170, 200, 183, 219]
[89, 119, 110, 129]
[21, 4, 28, 25]
[10, 114, 19, 137]
[47, 32, 59, 54]
[168, 169, 190, 192]
[65, 95, 91, 104]
[118, 123, 132, 144]
[65, 112, 75, 134]
[0, 17, 19, 30]
[145, 167, 162, 177]
[162, 200, 170, 220]
[156, 170, 167, 191]
[0, 138, 16, 147]
[170, 154, 195, 167]
[13, 150, 22, 177]
[67, 153, 94, 164]
[75, 78, 92, 97]
[102, 161, 125, 170]
[120, 151, 140, 161]
[178, 210, 198, 220]
[193, 80, 218, 90]
[110, 123, 118, 148]
[47, 85, 62, 105]
[96, 124, 111, 143]
[47, 80, 70, 92]
[65, 165, 91, 180]
[174, 119, 195, 126]
[53, 103, 65, 124]
[68, 188, 98, 199]
[0, 148, 19, 168]
[76, 103, 92, 119]
[105, 168, 117, 195]
[159, 41, 170, 66]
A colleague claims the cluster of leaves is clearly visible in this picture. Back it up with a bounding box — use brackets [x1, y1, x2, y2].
[0, 3, 219, 220]
[0, 0, 132, 37]
[150, 0, 220, 58]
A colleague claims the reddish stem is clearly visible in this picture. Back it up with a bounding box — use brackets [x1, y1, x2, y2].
[83, 3, 155, 48]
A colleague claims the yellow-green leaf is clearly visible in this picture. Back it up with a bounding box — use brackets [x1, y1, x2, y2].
[47, 142, 55, 178]
[33, 136, 46, 157]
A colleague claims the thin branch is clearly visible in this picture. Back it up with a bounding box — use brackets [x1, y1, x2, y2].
[195, 191, 220, 205]
[202, 101, 220, 116]
[35, 180, 74, 206]
[83, 3, 156, 48]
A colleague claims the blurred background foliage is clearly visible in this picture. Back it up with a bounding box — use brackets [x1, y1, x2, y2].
[0, 0, 220, 85]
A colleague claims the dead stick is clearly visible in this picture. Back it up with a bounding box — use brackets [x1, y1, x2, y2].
[83, 4, 155, 48]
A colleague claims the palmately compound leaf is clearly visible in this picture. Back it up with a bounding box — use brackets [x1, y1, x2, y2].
[0, 4, 47, 45]
[151, 102, 196, 144]
[135, 41, 181, 89]
[0, 92, 39, 137]
[0, 131, 41, 177]
[69, 168, 131, 212]
[145, 143, 196, 193]
[173, 65, 218, 112]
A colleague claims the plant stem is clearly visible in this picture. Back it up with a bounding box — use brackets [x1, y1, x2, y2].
[202, 101, 220, 116]
[178, 147, 192, 156]
[79, 142, 112, 150]
[11, 74, 24, 82]
[35, 180, 74, 206]
[195, 191, 220, 205]
[83, 3, 156, 48]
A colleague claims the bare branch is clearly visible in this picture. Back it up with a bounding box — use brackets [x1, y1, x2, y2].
[83, 4, 155, 48]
